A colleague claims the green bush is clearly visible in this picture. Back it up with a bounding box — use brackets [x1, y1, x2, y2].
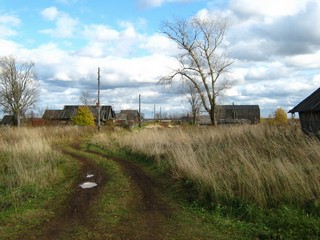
[72, 106, 95, 126]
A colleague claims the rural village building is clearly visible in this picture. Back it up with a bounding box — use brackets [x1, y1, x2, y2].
[42, 105, 115, 124]
[199, 105, 260, 125]
[115, 110, 141, 127]
[289, 88, 320, 136]
[0, 115, 14, 126]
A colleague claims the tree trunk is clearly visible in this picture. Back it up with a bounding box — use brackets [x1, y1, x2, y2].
[13, 112, 21, 127]
[209, 108, 217, 126]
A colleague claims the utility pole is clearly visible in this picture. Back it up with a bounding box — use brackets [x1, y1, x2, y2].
[138, 94, 141, 128]
[97, 67, 101, 131]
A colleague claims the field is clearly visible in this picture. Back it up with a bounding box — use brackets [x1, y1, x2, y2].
[0, 124, 319, 239]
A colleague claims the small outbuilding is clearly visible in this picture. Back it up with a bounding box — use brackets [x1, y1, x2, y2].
[289, 88, 320, 136]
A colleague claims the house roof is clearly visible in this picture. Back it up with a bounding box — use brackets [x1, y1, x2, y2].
[218, 105, 260, 110]
[120, 110, 139, 117]
[289, 88, 320, 113]
[42, 105, 115, 120]
[1, 115, 14, 125]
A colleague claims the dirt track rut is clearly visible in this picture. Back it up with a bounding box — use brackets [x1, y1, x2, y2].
[86, 150, 173, 239]
[28, 145, 173, 239]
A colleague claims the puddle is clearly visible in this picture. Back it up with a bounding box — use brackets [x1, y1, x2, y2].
[79, 182, 98, 189]
[86, 174, 94, 178]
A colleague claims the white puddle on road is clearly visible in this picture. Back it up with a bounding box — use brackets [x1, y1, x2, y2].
[79, 182, 97, 189]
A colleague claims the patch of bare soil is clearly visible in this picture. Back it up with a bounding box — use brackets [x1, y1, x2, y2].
[37, 148, 109, 240]
[87, 150, 173, 239]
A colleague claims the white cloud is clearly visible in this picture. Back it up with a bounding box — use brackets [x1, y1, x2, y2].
[82, 24, 119, 42]
[40, 7, 78, 38]
[0, 15, 21, 37]
[139, 34, 178, 55]
[41, 7, 59, 21]
[229, 0, 309, 18]
[284, 51, 320, 69]
[0, 39, 20, 56]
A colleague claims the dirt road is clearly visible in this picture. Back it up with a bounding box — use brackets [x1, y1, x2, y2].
[28, 145, 174, 239]
[14, 143, 238, 240]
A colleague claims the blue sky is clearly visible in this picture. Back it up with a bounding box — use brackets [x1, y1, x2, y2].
[1, 0, 320, 118]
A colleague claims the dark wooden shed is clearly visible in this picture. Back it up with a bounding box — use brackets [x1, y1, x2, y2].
[289, 88, 320, 135]
[216, 105, 260, 124]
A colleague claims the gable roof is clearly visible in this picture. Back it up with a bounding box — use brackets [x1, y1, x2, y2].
[1, 115, 14, 125]
[42, 105, 115, 120]
[218, 105, 260, 111]
[289, 88, 320, 113]
[120, 110, 139, 117]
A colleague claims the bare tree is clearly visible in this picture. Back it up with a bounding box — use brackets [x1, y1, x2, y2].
[182, 81, 202, 124]
[0, 56, 38, 126]
[79, 88, 96, 106]
[160, 15, 234, 125]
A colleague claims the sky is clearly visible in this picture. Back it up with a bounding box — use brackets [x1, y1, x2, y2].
[0, 0, 320, 118]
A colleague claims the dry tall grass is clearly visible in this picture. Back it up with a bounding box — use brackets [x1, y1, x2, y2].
[93, 125, 320, 207]
[0, 126, 96, 188]
[0, 127, 61, 190]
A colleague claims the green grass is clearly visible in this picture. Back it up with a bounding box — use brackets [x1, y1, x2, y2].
[0, 154, 79, 239]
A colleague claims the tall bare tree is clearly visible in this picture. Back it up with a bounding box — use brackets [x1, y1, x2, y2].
[160, 15, 234, 125]
[0, 56, 38, 126]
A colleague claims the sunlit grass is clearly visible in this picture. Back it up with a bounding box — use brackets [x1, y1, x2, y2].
[92, 125, 320, 207]
[0, 126, 95, 209]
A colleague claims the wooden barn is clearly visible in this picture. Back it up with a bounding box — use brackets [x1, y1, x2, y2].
[42, 105, 115, 125]
[198, 105, 260, 125]
[216, 105, 260, 124]
[289, 88, 320, 136]
[115, 110, 141, 127]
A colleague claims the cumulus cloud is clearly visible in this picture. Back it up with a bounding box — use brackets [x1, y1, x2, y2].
[0, 15, 21, 37]
[229, 0, 308, 18]
[40, 7, 78, 38]
[228, 0, 320, 60]
[41, 7, 59, 21]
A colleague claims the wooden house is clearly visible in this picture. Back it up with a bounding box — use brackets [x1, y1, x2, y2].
[115, 110, 141, 127]
[216, 105, 260, 124]
[42, 105, 115, 125]
[289, 88, 320, 135]
[199, 105, 260, 125]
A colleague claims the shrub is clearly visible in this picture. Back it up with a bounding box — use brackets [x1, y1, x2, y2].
[274, 108, 288, 125]
[72, 106, 95, 126]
